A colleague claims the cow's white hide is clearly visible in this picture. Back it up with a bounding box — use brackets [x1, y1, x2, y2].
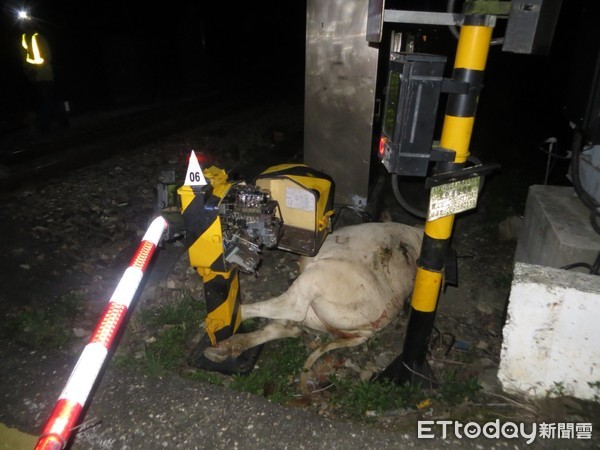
[204, 221, 423, 392]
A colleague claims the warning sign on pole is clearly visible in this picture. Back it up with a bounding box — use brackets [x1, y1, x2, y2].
[184, 150, 207, 186]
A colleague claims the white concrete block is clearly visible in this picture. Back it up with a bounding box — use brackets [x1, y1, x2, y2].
[498, 262, 600, 400]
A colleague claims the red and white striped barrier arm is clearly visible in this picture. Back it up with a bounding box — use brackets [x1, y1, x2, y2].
[35, 216, 167, 450]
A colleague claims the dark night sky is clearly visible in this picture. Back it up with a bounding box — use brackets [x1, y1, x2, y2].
[1, 1, 308, 123]
[1, 0, 595, 170]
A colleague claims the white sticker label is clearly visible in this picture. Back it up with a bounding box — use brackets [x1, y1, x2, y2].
[285, 187, 315, 212]
[427, 176, 480, 221]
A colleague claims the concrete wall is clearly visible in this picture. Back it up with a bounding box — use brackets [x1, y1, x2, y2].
[499, 262, 600, 400]
[514, 185, 600, 270]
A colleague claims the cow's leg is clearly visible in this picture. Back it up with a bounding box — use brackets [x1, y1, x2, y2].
[241, 291, 316, 322]
[203, 320, 303, 363]
[299, 335, 369, 394]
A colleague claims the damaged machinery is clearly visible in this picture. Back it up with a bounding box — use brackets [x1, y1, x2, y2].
[157, 156, 334, 373]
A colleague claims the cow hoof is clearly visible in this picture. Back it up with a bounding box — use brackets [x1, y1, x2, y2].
[203, 341, 245, 362]
[203, 344, 230, 363]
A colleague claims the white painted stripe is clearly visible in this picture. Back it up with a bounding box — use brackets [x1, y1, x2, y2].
[58, 343, 108, 406]
[109, 267, 144, 308]
[143, 216, 167, 245]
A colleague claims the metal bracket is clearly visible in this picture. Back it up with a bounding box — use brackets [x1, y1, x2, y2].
[383, 10, 496, 27]
[384, 10, 465, 27]
[464, 0, 512, 16]
[430, 147, 456, 163]
[367, 0, 497, 43]
[444, 247, 459, 289]
[425, 162, 501, 189]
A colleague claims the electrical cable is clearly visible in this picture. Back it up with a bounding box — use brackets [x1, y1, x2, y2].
[569, 130, 600, 236]
[592, 211, 600, 235]
[429, 326, 457, 357]
[537, 138, 571, 160]
[539, 137, 571, 185]
[391, 173, 428, 219]
[331, 205, 374, 230]
[560, 251, 600, 275]
[446, 0, 461, 40]
[561, 133, 600, 267]
[391, 156, 485, 219]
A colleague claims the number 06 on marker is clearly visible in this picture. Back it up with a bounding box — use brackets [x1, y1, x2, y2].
[185, 150, 207, 186]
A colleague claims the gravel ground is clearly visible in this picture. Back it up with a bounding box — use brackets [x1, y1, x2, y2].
[0, 98, 598, 449]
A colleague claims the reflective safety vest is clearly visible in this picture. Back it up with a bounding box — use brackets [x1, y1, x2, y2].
[21, 32, 53, 81]
[22, 33, 45, 65]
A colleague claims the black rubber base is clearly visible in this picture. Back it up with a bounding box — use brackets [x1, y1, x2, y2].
[188, 333, 263, 375]
[371, 354, 438, 389]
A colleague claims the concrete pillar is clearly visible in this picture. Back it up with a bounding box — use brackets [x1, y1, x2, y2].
[514, 185, 600, 270]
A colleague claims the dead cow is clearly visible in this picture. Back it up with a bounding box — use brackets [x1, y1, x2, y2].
[203, 221, 423, 392]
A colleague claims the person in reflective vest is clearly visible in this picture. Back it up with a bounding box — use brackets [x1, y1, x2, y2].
[21, 23, 59, 133]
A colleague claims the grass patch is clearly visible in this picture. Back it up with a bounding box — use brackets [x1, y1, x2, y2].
[330, 368, 482, 418]
[113, 292, 205, 376]
[438, 370, 482, 405]
[548, 381, 568, 397]
[139, 293, 204, 328]
[332, 377, 426, 418]
[142, 324, 190, 376]
[0, 291, 85, 349]
[110, 293, 483, 421]
[230, 337, 308, 402]
[187, 369, 224, 386]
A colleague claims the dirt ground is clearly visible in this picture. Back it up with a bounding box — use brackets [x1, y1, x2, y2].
[0, 98, 599, 449]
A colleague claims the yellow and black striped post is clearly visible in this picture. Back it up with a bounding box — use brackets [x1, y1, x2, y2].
[201, 269, 242, 344]
[380, 15, 494, 386]
[178, 169, 242, 346]
[177, 167, 263, 374]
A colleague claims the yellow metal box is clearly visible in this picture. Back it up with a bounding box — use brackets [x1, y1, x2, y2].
[255, 164, 334, 256]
